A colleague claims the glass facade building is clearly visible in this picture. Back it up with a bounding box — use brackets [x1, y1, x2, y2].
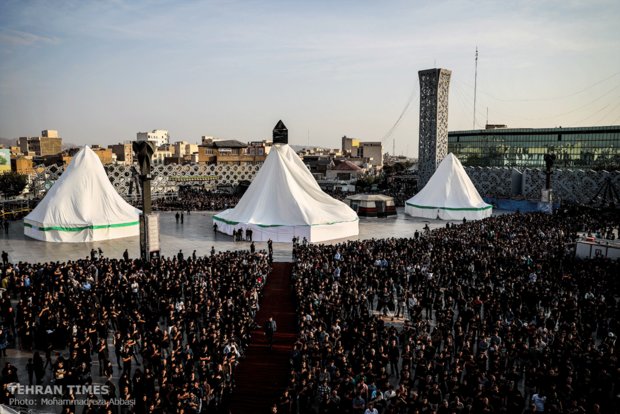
[448, 125, 620, 170]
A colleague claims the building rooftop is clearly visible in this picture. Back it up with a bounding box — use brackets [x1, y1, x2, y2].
[203, 140, 248, 149]
[333, 160, 363, 171]
[449, 125, 620, 136]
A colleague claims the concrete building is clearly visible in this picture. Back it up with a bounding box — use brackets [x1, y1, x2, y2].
[302, 155, 332, 178]
[153, 145, 174, 165]
[342, 136, 361, 156]
[198, 139, 266, 165]
[90, 146, 114, 165]
[360, 142, 383, 167]
[17, 130, 63, 157]
[326, 160, 364, 181]
[340, 137, 382, 167]
[247, 140, 272, 156]
[137, 129, 169, 147]
[11, 156, 34, 175]
[418, 68, 451, 188]
[171, 141, 199, 163]
[108, 143, 134, 165]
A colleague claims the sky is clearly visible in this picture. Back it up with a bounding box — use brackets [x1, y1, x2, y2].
[1, 0, 619, 157]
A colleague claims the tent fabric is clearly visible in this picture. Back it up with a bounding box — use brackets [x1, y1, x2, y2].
[24, 146, 140, 242]
[214, 143, 359, 242]
[345, 194, 397, 217]
[405, 153, 492, 220]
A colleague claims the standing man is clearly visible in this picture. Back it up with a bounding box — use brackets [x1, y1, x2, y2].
[1, 251, 8, 266]
[123, 249, 129, 262]
[3, 220, 8, 234]
[264, 316, 277, 350]
[175, 212, 180, 223]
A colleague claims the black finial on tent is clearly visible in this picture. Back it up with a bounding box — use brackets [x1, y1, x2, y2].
[273, 120, 288, 144]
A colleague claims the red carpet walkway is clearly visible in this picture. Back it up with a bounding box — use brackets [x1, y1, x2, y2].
[229, 262, 296, 414]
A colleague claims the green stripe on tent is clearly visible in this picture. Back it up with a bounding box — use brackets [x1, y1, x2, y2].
[213, 215, 358, 227]
[24, 221, 140, 232]
[405, 202, 492, 211]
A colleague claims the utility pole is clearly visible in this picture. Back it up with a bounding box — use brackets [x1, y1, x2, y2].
[393, 138, 395, 156]
[473, 46, 478, 129]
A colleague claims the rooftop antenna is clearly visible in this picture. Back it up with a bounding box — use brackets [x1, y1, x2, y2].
[473, 46, 478, 129]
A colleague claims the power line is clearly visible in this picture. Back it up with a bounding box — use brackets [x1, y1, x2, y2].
[452, 78, 620, 123]
[460, 71, 620, 103]
[381, 83, 418, 143]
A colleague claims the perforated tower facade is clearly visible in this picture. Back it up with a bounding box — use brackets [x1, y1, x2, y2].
[418, 68, 451, 189]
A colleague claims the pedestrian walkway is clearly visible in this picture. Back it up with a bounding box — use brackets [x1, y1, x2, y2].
[229, 262, 296, 414]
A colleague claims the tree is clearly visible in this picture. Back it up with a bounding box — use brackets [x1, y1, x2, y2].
[0, 171, 28, 198]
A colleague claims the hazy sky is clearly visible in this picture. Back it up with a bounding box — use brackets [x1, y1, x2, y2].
[1, 0, 619, 156]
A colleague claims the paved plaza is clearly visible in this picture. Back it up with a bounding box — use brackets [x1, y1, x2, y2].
[0, 209, 467, 264]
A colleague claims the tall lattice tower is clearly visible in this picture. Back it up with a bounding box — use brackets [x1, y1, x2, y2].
[418, 68, 451, 189]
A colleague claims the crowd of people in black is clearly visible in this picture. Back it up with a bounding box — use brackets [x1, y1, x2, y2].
[152, 188, 241, 212]
[280, 210, 619, 414]
[0, 249, 271, 413]
[0, 205, 618, 414]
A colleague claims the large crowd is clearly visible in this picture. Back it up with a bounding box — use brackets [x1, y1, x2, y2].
[282, 210, 619, 414]
[152, 188, 241, 212]
[0, 207, 618, 414]
[0, 250, 271, 413]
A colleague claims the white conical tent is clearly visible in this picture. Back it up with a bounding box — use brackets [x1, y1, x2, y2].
[24, 146, 141, 242]
[405, 153, 492, 220]
[213, 144, 359, 242]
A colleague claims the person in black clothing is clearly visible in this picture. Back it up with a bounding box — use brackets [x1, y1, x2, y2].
[26, 358, 34, 385]
[246, 228, 253, 242]
[175, 212, 180, 223]
[123, 249, 129, 262]
[3, 220, 8, 234]
[264, 316, 277, 350]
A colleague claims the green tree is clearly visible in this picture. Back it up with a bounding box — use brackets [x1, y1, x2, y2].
[0, 171, 28, 198]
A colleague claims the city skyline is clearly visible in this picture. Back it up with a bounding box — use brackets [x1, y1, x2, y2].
[1, 0, 619, 157]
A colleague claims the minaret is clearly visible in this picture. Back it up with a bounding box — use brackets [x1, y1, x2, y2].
[418, 68, 451, 189]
